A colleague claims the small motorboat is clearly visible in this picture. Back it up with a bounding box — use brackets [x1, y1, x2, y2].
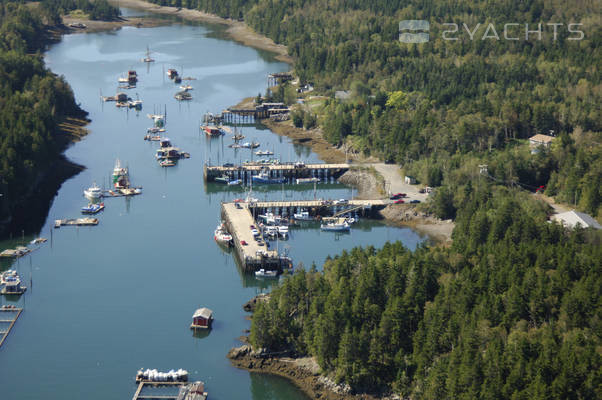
[159, 159, 176, 167]
[227, 179, 241, 186]
[320, 221, 351, 232]
[81, 202, 105, 214]
[255, 150, 274, 156]
[255, 269, 278, 278]
[179, 85, 193, 91]
[278, 225, 289, 239]
[293, 210, 312, 221]
[84, 183, 102, 199]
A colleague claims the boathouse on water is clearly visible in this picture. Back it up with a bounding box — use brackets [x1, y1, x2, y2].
[190, 308, 213, 329]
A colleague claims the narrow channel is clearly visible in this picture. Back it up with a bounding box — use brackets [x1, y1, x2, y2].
[0, 8, 423, 399]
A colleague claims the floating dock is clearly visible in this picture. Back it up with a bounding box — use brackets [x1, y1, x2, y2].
[204, 163, 350, 183]
[132, 381, 207, 400]
[54, 218, 98, 228]
[0, 306, 23, 347]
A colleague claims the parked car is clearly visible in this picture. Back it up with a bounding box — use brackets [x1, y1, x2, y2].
[258, 241, 265, 246]
[334, 199, 349, 205]
[240, 240, 248, 246]
[394, 199, 405, 204]
[410, 199, 421, 204]
[235, 203, 242, 209]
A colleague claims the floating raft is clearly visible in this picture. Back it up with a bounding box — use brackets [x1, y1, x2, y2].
[0, 306, 23, 347]
[0, 246, 31, 258]
[54, 218, 98, 228]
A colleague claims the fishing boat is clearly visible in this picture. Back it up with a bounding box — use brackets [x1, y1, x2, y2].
[159, 159, 176, 167]
[127, 99, 142, 109]
[214, 175, 231, 184]
[214, 223, 233, 245]
[84, 182, 102, 199]
[112, 159, 131, 190]
[147, 113, 165, 128]
[320, 221, 351, 232]
[255, 150, 274, 156]
[293, 210, 313, 221]
[81, 202, 105, 214]
[144, 134, 162, 141]
[142, 46, 155, 63]
[174, 91, 192, 101]
[255, 269, 278, 278]
[227, 179, 241, 186]
[179, 84, 193, 91]
[167, 68, 179, 79]
[241, 141, 259, 149]
[252, 171, 285, 184]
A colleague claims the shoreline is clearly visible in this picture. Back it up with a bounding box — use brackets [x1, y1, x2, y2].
[109, 0, 293, 64]
[228, 345, 383, 400]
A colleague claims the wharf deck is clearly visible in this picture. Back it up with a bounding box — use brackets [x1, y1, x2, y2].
[221, 203, 279, 269]
[251, 199, 389, 208]
[0, 307, 23, 347]
[207, 163, 349, 173]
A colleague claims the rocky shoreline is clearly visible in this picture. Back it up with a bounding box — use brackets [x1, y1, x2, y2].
[228, 345, 387, 400]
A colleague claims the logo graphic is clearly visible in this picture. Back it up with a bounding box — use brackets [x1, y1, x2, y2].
[399, 20, 430, 43]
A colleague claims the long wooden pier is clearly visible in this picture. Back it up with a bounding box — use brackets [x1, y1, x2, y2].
[0, 307, 23, 347]
[221, 203, 288, 271]
[204, 162, 350, 183]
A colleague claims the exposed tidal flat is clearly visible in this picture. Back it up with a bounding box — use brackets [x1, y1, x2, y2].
[0, 8, 423, 399]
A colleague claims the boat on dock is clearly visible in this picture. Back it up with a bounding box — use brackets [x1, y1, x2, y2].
[81, 202, 105, 214]
[0, 270, 26, 295]
[84, 182, 102, 199]
[252, 171, 285, 184]
[255, 269, 278, 278]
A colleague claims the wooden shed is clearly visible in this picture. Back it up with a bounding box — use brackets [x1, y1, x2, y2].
[190, 308, 213, 330]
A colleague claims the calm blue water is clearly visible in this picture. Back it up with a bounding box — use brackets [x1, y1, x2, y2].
[0, 9, 424, 399]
